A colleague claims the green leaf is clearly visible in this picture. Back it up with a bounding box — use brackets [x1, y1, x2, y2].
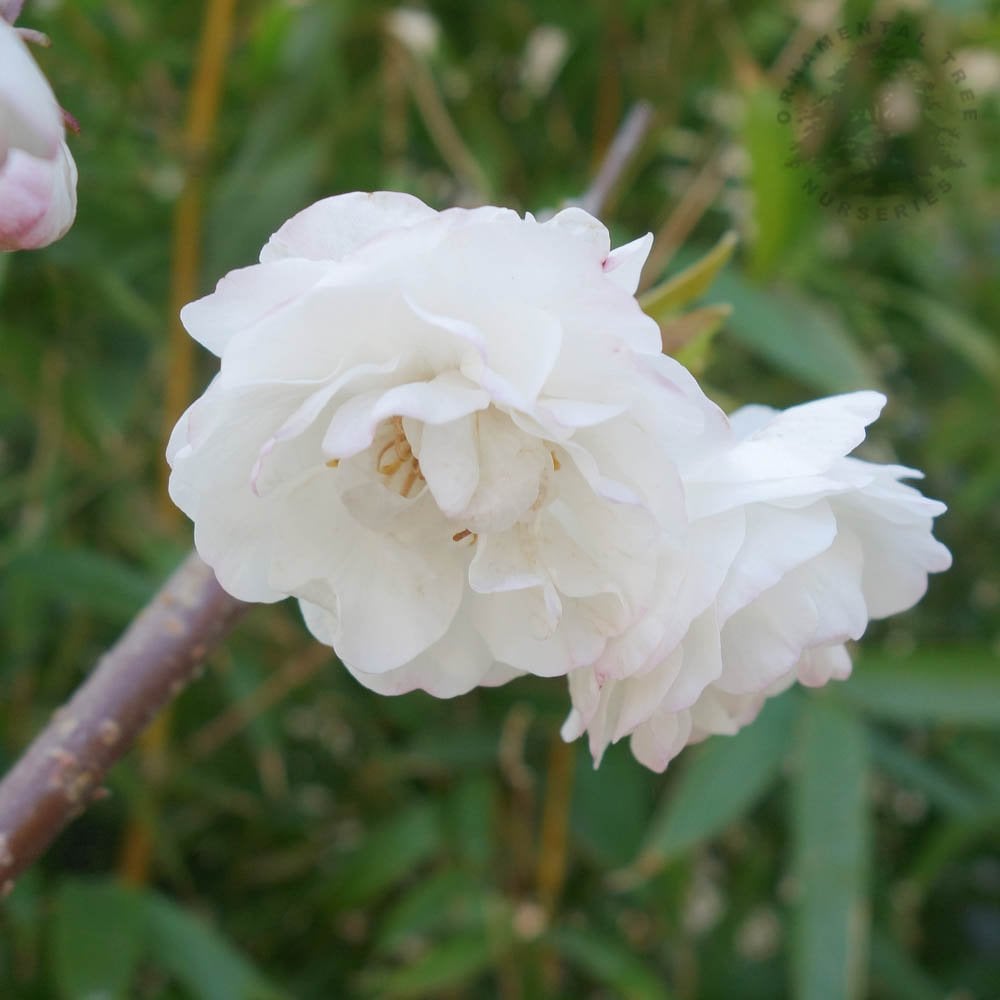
[869, 928, 944, 1000]
[791, 698, 870, 1000]
[743, 85, 815, 279]
[869, 732, 979, 817]
[707, 271, 879, 393]
[573, 741, 654, 868]
[443, 775, 496, 870]
[639, 231, 738, 321]
[366, 929, 501, 998]
[52, 879, 146, 1000]
[842, 647, 1000, 727]
[374, 870, 487, 955]
[9, 547, 155, 624]
[325, 803, 442, 909]
[890, 287, 1000, 387]
[622, 692, 798, 883]
[143, 893, 284, 1000]
[549, 925, 673, 999]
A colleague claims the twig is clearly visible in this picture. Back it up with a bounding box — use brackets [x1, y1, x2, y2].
[0, 552, 248, 891]
[187, 644, 329, 761]
[577, 100, 656, 218]
[640, 150, 727, 286]
[396, 38, 492, 201]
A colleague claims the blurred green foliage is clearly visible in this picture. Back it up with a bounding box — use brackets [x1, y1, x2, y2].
[1, 0, 999, 997]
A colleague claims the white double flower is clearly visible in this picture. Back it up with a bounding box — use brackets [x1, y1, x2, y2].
[168, 192, 950, 769]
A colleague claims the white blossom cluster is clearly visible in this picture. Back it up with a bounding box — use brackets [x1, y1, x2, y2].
[168, 192, 950, 770]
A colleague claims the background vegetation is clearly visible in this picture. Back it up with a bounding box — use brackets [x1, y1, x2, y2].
[1, 0, 998, 996]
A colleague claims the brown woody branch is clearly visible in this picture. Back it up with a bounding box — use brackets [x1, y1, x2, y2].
[0, 552, 248, 890]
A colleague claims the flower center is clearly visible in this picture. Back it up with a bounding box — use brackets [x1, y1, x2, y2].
[376, 416, 424, 498]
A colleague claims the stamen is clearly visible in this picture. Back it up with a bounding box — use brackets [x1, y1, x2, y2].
[376, 415, 424, 497]
[325, 458, 340, 468]
[550, 451, 561, 471]
[452, 529, 472, 542]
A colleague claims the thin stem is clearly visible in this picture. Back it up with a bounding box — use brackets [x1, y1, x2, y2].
[158, 0, 238, 519]
[577, 100, 656, 218]
[0, 553, 248, 892]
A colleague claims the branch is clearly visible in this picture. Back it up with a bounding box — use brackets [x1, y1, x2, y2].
[577, 100, 656, 218]
[0, 552, 248, 890]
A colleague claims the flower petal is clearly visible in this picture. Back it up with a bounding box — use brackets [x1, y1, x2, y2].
[260, 190, 438, 263]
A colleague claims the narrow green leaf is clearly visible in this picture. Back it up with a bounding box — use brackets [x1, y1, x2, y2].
[707, 271, 878, 393]
[791, 698, 870, 1000]
[143, 893, 284, 1000]
[374, 870, 488, 955]
[626, 692, 798, 880]
[10, 547, 155, 624]
[869, 929, 945, 1000]
[574, 741, 653, 868]
[892, 288, 1000, 387]
[367, 929, 500, 999]
[869, 732, 979, 817]
[549, 925, 673, 999]
[743, 85, 815, 279]
[639, 231, 738, 321]
[325, 803, 441, 909]
[52, 879, 146, 1000]
[842, 647, 1000, 727]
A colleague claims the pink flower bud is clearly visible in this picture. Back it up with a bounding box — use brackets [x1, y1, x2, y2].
[0, 18, 77, 250]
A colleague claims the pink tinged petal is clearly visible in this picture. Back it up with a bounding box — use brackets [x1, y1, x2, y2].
[167, 382, 311, 604]
[458, 409, 549, 535]
[562, 665, 601, 741]
[251, 357, 401, 496]
[2, 2, 27, 25]
[694, 391, 887, 492]
[481, 663, 523, 687]
[611, 643, 688, 741]
[570, 418, 687, 526]
[629, 707, 693, 773]
[321, 373, 489, 459]
[536, 397, 628, 429]
[602, 232, 653, 293]
[562, 440, 642, 506]
[839, 506, 952, 618]
[796, 532, 868, 647]
[217, 285, 468, 389]
[713, 534, 866, 698]
[0, 20, 62, 164]
[715, 501, 838, 624]
[291, 505, 465, 674]
[408, 295, 564, 409]
[468, 526, 548, 594]
[689, 688, 765, 740]
[416, 415, 479, 515]
[344, 596, 498, 697]
[716, 577, 820, 695]
[656, 608, 725, 714]
[260, 190, 438, 263]
[633, 510, 745, 679]
[474, 588, 606, 677]
[0, 141, 76, 250]
[180, 258, 331, 357]
[544, 206, 612, 258]
[797, 643, 852, 687]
